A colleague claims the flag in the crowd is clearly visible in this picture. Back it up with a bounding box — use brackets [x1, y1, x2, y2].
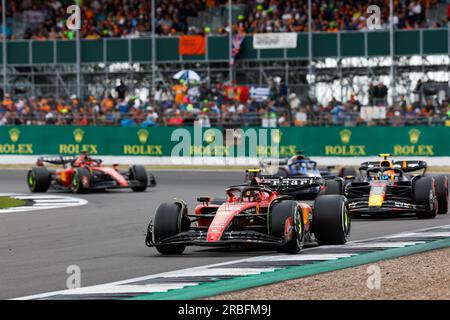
[225, 85, 249, 103]
[250, 87, 270, 102]
[179, 35, 206, 55]
[230, 34, 245, 66]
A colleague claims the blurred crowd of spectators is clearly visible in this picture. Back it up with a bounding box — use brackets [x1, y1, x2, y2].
[1, 0, 447, 40]
[239, 0, 448, 34]
[1, 79, 449, 127]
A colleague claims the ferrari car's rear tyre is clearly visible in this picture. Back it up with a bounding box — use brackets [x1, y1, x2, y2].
[71, 168, 91, 194]
[154, 202, 188, 255]
[269, 200, 304, 253]
[27, 167, 51, 193]
[433, 175, 448, 214]
[313, 195, 350, 245]
[340, 167, 357, 178]
[129, 165, 148, 192]
[321, 179, 343, 195]
[414, 177, 437, 219]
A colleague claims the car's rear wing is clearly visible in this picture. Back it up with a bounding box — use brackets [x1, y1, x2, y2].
[359, 160, 427, 173]
[37, 156, 77, 166]
[259, 176, 322, 191]
[359, 161, 383, 170]
[393, 160, 427, 173]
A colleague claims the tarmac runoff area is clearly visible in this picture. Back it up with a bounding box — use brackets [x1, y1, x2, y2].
[207, 247, 450, 300]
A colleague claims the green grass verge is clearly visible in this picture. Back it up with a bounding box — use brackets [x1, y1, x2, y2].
[0, 196, 26, 209]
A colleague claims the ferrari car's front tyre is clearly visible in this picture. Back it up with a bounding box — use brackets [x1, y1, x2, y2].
[154, 202, 187, 255]
[27, 167, 51, 193]
[71, 168, 91, 194]
[433, 175, 448, 214]
[130, 165, 148, 192]
[269, 200, 304, 253]
[414, 177, 438, 219]
[313, 195, 350, 245]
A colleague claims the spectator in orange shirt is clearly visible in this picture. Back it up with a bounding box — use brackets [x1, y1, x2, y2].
[39, 99, 51, 113]
[101, 95, 115, 113]
[2, 93, 14, 111]
[172, 81, 187, 105]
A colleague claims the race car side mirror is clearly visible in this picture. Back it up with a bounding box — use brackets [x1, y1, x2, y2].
[197, 197, 211, 204]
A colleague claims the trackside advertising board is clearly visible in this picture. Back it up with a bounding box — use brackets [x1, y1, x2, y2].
[0, 126, 449, 157]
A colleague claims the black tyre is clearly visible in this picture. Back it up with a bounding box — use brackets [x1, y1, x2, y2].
[340, 167, 357, 177]
[27, 167, 51, 193]
[313, 195, 350, 245]
[129, 165, 148, 192]
[321, 179, 343, 195]
[71, 167, 91, 194]
[414, 177, 437, 219]
[269, 200, 304, 253]
[433, 175, 448, 214]
[154, 202, 187, 255]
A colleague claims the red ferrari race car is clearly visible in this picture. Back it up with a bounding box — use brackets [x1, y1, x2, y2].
[27, 152, 156, 193]
[145, 179, 350, 255]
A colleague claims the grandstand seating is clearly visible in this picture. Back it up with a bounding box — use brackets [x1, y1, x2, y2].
[0, 1, 448, 127]
[1, 0, 447, 40]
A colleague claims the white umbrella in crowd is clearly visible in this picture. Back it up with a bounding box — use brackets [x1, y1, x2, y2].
[173, 70, 201, 83]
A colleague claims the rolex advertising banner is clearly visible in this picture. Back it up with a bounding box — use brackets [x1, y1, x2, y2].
[0, 126, 449, 157]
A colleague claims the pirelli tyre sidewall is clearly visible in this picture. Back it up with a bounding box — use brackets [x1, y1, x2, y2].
[414, 176, 438, 219]
[313, 195, 350, 245]
[432, 175, 449, 214]
[27, 167, 51, 193]
[129, 165, 148, 192]
[71, 167, 91, 194]
[154, 202, 187, 255]
[269, 200, 304, 253]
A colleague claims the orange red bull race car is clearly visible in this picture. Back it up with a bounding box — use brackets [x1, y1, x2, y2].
[27, 152, 156, 193]
[145, 178, 350, 255]
[345, 154, 448, 219]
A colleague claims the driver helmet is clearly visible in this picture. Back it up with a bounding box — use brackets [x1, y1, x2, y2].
[375, 170, 395, 181]
[243, 190, 261, 202]
[383, 169, 396, 181]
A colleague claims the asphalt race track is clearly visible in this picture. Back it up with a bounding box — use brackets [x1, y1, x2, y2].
[0, 169, 449, 299]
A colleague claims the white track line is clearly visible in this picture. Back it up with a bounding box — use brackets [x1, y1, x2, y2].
[0, 193, 87, 213]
